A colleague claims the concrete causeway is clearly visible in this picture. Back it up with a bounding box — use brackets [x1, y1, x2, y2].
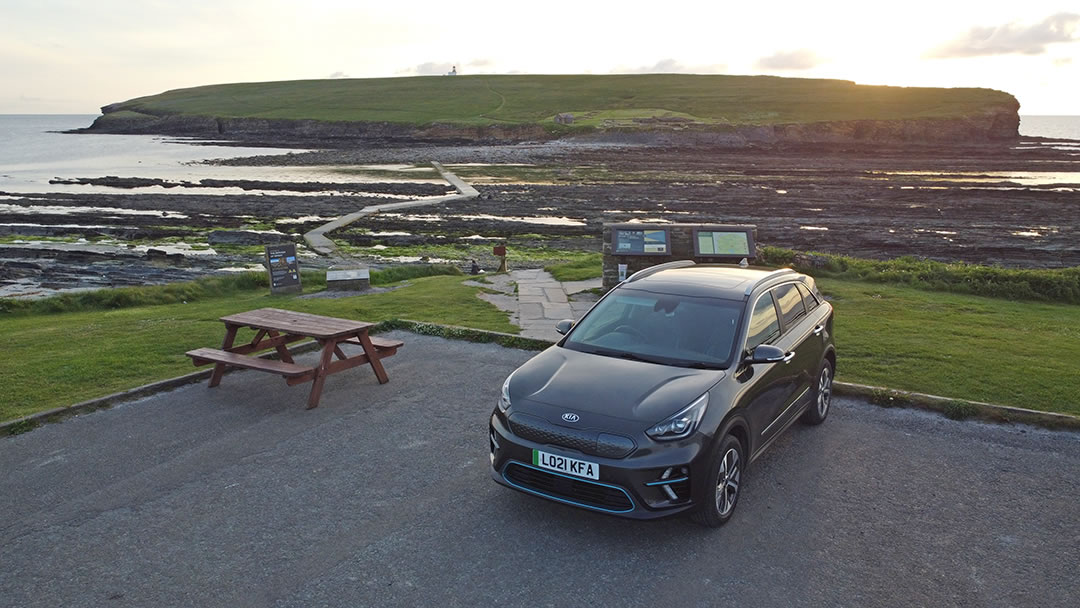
[301, 160, 599, 340]
[303, 161, 479, 257]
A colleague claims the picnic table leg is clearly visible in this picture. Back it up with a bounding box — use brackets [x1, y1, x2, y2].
[266, 330, 295, 363]
[306, 339, 338, 409]
[209, 324, 239, 387]
[355, 332, 390, 384]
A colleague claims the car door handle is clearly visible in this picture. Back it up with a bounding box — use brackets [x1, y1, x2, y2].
[782, 351, 796, 364]
[813, 325, 825, 336]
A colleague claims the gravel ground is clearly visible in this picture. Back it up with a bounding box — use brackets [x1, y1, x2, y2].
[2, 332, 1077, 607]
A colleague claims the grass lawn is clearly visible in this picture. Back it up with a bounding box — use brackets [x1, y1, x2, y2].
[546, 254, 604, 281]
[0, 275, 514, 423]
[3, 271, 1078, 425]
[821, 279, 1080, 416]
[110, 74, 1015, 128]
[338, 242, 597, 266]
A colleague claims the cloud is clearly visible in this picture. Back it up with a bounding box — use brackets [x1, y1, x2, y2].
[467, 58, 494, 67]
[614, 58, 727, 74]
[328, 71, 349, 79]
[1053, 57, 1073, 67]
[754, 49, 822, 70]
[928, 12, 1080, 58]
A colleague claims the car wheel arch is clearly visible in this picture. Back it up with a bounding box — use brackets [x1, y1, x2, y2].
[717, 415, 751, 462]
[824, 346, 836, 374]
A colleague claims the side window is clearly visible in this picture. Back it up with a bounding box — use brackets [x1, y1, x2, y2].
[774, 283, 808, 331]
[746, 293, 781, 350]
[796, 283, 820, 313]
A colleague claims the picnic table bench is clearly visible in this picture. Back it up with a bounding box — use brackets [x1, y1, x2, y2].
[186, 308, 402, 409]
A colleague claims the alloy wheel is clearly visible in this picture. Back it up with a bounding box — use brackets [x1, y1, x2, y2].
[817, 366, 832, 418]
[715, 447, 741, 517]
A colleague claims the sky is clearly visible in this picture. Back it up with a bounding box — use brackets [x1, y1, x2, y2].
[1, 0, 1078, 115]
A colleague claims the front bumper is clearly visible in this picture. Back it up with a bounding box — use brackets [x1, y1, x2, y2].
[489, 412, 708, 520]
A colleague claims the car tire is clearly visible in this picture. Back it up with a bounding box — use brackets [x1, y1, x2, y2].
[801, 359, 833, 425]
[691, 434, 744, 528]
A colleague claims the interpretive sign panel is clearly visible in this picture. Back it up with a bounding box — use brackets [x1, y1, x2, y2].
[265, 243, 302, 294]
[613, 228, 669, 255]
[693, 227, 755, 258]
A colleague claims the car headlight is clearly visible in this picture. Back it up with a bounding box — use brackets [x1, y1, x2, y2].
[646, 393, 709, 441]
[497, 372, 514, 413]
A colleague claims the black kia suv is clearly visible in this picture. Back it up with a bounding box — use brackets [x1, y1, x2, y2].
[489, 261, 836, 527]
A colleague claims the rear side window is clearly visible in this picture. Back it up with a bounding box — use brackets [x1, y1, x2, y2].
[796, 283, 820, 313]
[746, 293, 781, 350]
[773, 283, 807, 330]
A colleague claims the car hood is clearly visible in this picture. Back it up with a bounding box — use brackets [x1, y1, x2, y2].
[511, 346, 724, 424]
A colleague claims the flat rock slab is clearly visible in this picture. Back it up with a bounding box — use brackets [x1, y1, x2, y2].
[1, 332, 1077, 607]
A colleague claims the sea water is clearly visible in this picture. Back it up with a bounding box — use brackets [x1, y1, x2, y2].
[0, 115, 441, 195]
[1, 114, 1078, 196]
[1019, 115, 1080, 140]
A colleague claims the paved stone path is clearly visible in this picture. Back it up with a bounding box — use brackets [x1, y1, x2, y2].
[473, 269, 601, 341]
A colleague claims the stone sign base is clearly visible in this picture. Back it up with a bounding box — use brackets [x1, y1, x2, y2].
[326, 267, 371, 291]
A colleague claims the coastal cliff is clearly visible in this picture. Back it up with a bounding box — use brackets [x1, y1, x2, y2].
[86, 107, 1020, 145]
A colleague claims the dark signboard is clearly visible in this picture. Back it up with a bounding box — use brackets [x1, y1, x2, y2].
[613, 227, 669, 255]
[265, 243, 302, 294]
[693, 227, 755, 257]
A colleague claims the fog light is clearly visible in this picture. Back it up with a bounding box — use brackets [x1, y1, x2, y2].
[645, 466, 690, 501]
[489, 431, 500, 464]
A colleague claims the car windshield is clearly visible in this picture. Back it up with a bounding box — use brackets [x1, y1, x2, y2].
[563, 287, 743, 369]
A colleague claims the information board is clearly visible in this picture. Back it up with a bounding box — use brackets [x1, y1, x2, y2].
[265, 243, 302, 294]
[613, 228, 669, 255]
[696, 230, 751, 256]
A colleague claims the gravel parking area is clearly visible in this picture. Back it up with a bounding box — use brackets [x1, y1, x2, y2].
[1, 332, 1077, 607]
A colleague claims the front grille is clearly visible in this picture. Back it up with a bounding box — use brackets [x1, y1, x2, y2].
[503, 462, 634, 513]
[508, 413, 636, 458]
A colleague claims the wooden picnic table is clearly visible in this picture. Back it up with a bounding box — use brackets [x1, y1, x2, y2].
[186, 308, 402, 409]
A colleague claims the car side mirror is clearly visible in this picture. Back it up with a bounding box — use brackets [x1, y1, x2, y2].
[747, 344, 786, 364]
[554, 319, 574, 335]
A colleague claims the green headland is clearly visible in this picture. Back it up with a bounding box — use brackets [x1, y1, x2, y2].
[92, 74, 1020, 139]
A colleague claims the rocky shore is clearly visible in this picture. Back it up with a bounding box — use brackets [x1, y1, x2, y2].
[2, 132, 1078, 298]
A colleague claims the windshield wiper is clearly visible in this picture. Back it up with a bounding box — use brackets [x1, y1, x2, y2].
[568, 343, 668, 365]
[612, 351, 666, 365]
[681, 361, 727, 370]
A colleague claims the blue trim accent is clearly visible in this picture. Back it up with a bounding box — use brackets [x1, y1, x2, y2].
[644, 476, 689, 486]
[502, 461, 636, 514]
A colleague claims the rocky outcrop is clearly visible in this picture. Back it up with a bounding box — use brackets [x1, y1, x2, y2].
[85, 103, 1020, 146]
[85, 111, 550, 141]
[207, 230, 299, 246]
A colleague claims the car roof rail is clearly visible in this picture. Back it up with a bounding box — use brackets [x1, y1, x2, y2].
[744, 268, 798, 295]
[625, 260, 696, 283]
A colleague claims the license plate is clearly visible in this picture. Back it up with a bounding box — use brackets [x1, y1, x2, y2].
[533, 449, 599, 480]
